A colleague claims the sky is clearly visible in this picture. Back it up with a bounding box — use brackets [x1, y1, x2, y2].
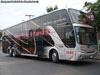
[0, 0, 96, 29]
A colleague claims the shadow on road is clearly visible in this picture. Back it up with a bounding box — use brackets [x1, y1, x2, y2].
[0, 45, 98, 67]
[4, 55, 97, 66]
[58, 60, 96, 66]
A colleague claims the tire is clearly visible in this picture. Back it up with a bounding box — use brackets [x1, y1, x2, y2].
[9, 48, 18, 57]
[12, 49, 17, 57]
[8, 48, 13, 57]
[51, 50, 59, 63]
[12, 45, 20, 57]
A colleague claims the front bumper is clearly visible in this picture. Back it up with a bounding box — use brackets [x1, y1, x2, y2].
[76, 51, 97, 61]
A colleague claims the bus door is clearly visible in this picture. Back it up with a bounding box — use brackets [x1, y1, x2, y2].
[29, 30, 35, 54]
[35, 29, 44, 57]
[64, 26, 76, 59]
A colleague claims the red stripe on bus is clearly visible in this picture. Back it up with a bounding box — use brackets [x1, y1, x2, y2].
[33, 36, 36, 54]
[41, 36, 60, 50]
[6, 31, 31, 53]
[65, 55, 73, 60]
[66, 51, 74, 54]
[7, 30, 28, 44]
[30, 21, 60, 50]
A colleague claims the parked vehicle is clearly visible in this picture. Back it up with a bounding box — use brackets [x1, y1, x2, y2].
[2, 8, 98, 62]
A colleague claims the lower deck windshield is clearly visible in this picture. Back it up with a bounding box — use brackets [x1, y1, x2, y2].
[75, 27, 97, 45]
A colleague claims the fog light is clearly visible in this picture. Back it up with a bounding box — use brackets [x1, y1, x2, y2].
[90, 56, 93, 58]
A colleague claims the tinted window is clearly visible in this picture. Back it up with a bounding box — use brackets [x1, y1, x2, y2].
[64, 26, 76, 48]
[69, 9, 93, 25]
[43, 34, 54, 46]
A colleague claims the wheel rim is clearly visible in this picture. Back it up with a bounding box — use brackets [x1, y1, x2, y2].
[52, 53, 57, 61]
[9, 49, 12, 54]
[12, 50, 16, 57]
[9, 49, 12, 56]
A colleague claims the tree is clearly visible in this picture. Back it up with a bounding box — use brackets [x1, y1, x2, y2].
[84, 0, 100, 32]
[46, 5, 58, 13]
[0, 32, 2, 38]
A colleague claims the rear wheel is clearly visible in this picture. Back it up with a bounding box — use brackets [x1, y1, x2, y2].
[8, 48, 13, 56]
[8, 47, 19, 57]
[12, 49, 17, 57]
[51, 50, 59, 63]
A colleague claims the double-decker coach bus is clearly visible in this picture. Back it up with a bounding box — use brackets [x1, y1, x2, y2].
[2, 8, 98, 62]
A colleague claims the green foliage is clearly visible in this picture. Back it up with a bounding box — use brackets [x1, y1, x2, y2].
[46, 5, 58, 13]
[0, 32, 2, 39]
[84, 0, 100, 32]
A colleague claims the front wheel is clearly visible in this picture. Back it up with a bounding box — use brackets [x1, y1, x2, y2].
[52, 50, 59, 63]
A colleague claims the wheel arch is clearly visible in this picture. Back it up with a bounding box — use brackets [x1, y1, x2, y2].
[7, 46, 11, 53]
[49, 48, 59, 60]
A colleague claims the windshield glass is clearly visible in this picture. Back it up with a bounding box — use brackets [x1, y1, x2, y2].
[69, 9, 93, 25]
[75, 27, 97, 45]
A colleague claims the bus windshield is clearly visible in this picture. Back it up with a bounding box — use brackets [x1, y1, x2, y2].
[69, 9, 93, 25]
[75, 27, 97, 45]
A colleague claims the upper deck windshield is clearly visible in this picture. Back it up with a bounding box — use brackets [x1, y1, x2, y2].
[68, 9, 93, 25]
[75, 27, 97, 45]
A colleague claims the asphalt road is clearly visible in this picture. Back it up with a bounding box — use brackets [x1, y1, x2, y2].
[0, 45, 100, 75]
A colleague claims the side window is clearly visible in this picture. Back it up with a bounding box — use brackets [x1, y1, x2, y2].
[64, 27, 76, 48]
[37, 36, 43, 46]
[43, 34, 54, 46]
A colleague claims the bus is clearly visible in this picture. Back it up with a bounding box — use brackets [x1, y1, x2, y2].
[2, 8, 98, 62]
